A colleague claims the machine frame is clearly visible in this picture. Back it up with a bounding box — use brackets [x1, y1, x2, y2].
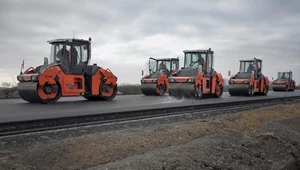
[228, 57, 269, 96]
[168, 48, 224, 99]
[17, 37, 118, 103]
[141, 57, 179, 96]
[272, 71, 296, 91]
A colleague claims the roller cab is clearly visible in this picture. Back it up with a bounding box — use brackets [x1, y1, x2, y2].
[228, 57, 269, 96]
[272, 71, 296, 91]
[141, 57, 179, 96]
[17, 37, 118, 104]
[168, 48, 224, 99]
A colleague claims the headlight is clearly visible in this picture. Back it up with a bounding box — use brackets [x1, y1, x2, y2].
[31, 75, 36, 80]
[31, 75, 39, 81]
[229, 80, 233, 84]
[168, 78, 175, 83]
[244, 80, 249, 84]
[141, 79, 145, 83]
[152, 79, 157, 83]
[187, 78, 195, 83]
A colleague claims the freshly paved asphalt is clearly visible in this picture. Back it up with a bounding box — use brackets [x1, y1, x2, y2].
[0, 91, 300, 123]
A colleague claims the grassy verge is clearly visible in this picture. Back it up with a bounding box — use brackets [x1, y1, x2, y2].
[0, 87, 19, 99]
[117, 83, 141, 95]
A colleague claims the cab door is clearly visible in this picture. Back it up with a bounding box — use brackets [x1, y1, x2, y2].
[62, 43, 89, 96]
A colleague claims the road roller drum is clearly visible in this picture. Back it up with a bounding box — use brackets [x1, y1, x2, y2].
[228, 84, 253, 96]
[141, 83, 160, 96]
[168, 83, 196, 98]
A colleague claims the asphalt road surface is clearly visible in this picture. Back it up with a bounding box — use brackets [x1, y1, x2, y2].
[1, 91, 300, 123]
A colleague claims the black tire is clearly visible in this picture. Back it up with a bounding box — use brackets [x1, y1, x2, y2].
[84, 82, 118, 101]
[214, 85, 223, 98]
[194, 86, 204, 99]
[100, 82, 118, 101]
[38, 83, 62, 104]
[157, 84, 166, 96]
[263, 84, 268, 95]
[247, 85, 254, 96]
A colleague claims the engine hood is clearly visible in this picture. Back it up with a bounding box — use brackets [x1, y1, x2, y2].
[174, 68, 199, 77]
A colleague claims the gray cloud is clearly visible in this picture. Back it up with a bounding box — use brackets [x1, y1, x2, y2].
[0, 0, 300, 84]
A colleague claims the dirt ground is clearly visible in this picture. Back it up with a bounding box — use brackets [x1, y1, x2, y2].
[1, 103, 300, 170]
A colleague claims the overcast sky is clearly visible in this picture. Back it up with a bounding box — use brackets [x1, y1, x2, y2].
[0, 0, 300, 86]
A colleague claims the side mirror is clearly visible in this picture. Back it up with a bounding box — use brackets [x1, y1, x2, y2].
[20, 60, 25, 74]
[228, 70, 231, 76]
[141, 70, 144, 76]
[44, 57, 48, 65]
[21, 60, 24, 69]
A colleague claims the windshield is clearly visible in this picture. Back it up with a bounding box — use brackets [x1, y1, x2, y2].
[184, 53, 205, 69]
[149, 58, 158, 74]
[171, 60, 179, 71]
[50, 43, 71, 65]
[149, 58, 179, 75]
[277, 72, 291, 80]
[239, 61, 254, 73]
[49, 43, 89, 70]
[184, 52, 213, 72]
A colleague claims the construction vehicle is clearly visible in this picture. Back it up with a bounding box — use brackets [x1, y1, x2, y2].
[228, 57, 269, 96]
[272, 71, 296, 91]
[17, 37, 118, 104]
[141, 57, 179, 95]
[167, 48, 224, 99]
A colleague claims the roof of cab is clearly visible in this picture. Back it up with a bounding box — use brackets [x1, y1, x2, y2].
[183, 49, 214, 53]
[239, 58, 262, 62]
[47, 38, 90, 44]
[150, 57, 179, 61]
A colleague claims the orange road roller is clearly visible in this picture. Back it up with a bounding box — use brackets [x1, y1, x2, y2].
[141, 57, 179, 96]
[167, 48, 224, 99]
[17, 37, 118, 104]
[228, 57, 269, 96]
[272, 71, 296, 91]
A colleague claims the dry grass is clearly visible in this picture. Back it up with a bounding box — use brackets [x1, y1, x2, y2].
[221, 103, 300, 132]
[0, 87, 18, 99]
[2, 103, 300, 170]
[117, 83, 141, 95]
